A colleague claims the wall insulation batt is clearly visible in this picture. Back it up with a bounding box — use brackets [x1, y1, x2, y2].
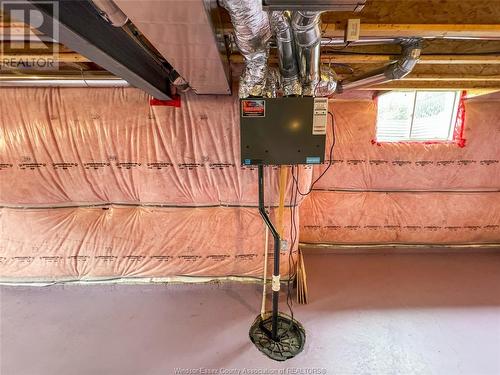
[301, 96, 500, 244]
[0, 88, 308, 282]
[0, 88, 499, 282]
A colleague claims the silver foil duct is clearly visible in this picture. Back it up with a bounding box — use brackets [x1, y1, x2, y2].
[291, 11, 322, 96]
[270, 11, 301, 96]
[338, 38, 422, 92]
[314, 65, 337, 97]
[221, 0, 272, 98]
[386, 39, 423, 80]
[263, 67, 280, 98]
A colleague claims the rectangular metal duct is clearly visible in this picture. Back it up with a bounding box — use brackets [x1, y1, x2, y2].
[262, 0, 367, 11]
[114, 0, 231, 95]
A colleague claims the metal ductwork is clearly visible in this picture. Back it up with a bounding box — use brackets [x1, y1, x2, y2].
[315, 65, 337, 96]
[223, 3, 422, 96]
[0, 72, 129, 87]
[270, 11, 301, 96]
[221, 0, 272, 98]
[338, 38, 423, 92]
[291, 11, 322, 96]
[224, 1, 387, 97]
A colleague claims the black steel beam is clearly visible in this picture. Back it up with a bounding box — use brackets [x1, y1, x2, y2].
[2, 0, 172, 99]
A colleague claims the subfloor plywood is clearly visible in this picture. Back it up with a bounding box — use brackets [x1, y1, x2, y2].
[1, 251, 500, 374]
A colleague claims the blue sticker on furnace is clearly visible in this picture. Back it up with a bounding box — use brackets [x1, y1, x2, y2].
[306, 157, 321, 164]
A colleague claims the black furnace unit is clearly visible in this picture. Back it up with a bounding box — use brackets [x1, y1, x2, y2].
[240, 97, 328, 165]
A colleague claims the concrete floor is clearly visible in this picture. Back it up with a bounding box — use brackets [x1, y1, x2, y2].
[1, 251, 500, 375]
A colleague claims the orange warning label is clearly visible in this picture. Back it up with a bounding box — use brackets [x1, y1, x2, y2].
[241, 99, 265, 117]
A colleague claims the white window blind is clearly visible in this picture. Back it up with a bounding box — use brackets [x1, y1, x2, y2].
[376, 91, 461, 142]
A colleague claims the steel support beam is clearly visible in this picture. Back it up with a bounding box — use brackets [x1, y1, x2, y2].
[2, 0, 172, 99]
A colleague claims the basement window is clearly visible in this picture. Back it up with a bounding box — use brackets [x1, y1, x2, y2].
[376, 91, 462, 142]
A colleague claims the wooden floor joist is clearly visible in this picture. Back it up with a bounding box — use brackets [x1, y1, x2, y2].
[1, 42, 71, 52]
[365, 80, 500, 90]
[0, 24, 41, 37]
[320, 0, 500, 25]
[0, 52, 90, 63]
[232, 53, 500, 65]
[322, 23, 500, 39]
[335, 74, 500, 82]
[403, 74, 500, 81]
[320, 54, 500, 65]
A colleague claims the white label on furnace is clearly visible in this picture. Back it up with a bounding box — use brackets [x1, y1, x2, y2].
[312, 97, 328, 135]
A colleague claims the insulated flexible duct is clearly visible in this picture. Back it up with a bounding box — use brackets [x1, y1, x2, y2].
[291, 11, 322, 96]
[221, 0, 271, 98]
[338, 38, 423, 92]
[315, 65, 337, 97]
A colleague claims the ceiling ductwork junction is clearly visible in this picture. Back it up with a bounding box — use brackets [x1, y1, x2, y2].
[222, 1, 423, 98]
[222, 0, 338, 98]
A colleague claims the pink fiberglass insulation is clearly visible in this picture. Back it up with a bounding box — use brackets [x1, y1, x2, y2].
[310, 99, 500, 191]
[0, 88, 308, 282]
[0, 205, 297, 282]
[300, 97, 500, 245]
[0, 88, 499, 282]
[300, 191, 499, 244]
[0, 87, 312, 206]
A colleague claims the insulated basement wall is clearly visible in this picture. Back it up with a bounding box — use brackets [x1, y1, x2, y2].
[0, 88, 311, 206]
[0, 88, 308, 282]
[1, 88, 499, 281]
[0, 206, 298, 281]
[300, 96, 500, 244]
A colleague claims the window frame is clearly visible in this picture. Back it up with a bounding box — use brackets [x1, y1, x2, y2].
[374, 90, 466, 146]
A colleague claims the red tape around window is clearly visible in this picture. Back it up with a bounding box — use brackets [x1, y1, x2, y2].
[452, 90, 467, 148]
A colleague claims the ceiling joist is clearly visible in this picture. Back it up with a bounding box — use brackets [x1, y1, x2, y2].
[322, 23, 500, 39]
[366, 80, 500, 90]
[0, 51, 90, 63]
[321, 54, 500, 65]
[231, 54, 500, 65]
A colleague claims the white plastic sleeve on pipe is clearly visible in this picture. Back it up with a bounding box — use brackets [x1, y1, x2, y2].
[272, 275, 281, 292]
